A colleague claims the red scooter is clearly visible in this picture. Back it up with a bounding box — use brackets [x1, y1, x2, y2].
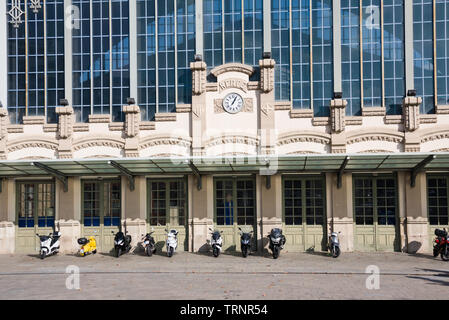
[433, 228, 449, 261]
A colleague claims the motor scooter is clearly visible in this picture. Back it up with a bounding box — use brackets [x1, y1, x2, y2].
[77, 236, 97, 257]
[239, 227, 253, 258]
[268, 228, 286, 259]
[142, 229, 157, 257]
[328, 231, 341, 258]
[36, 226, 61, 259]
[433, 228, 449, 261]
[209, 228, 223, 257]
[166, 228, 178, 257]
[112, 230, 132, 258]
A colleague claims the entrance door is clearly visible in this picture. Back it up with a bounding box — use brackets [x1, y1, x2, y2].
[282, 177, 326, 252]
[16, 181, 56, 253]
[353, 176, 399, 252]
[427, 175, 449, 249]
[147, 179, 188, 252]
[81, 180, 121, 252]
[214, 178, 256, 252]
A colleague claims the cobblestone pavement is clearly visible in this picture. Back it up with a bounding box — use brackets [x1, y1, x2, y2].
[0, 251, 448, 299]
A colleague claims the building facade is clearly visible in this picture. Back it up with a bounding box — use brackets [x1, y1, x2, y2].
[0, 0, 449, 255]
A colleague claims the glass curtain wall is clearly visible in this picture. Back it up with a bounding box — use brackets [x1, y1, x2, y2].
[7, 0, 65, 124]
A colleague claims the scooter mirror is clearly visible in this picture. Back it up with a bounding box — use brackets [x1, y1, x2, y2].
[238, 227, 242, 231]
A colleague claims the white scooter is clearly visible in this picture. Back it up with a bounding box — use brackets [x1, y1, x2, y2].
[328, 231, 341, 258]
[209, 228, 223, 257]
[165, 228, 178, 257]
[36, 229, 61, 259]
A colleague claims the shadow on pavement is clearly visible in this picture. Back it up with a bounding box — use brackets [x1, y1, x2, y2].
[407, 268, 449, 287]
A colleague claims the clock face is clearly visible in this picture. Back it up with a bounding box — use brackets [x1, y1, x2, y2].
[223, 93, 243, 114]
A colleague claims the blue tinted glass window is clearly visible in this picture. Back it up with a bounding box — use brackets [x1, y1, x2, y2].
[291, 0, 310, 109]
[203, 0, 223, 69]
[414, 0, 435, 114]
[362, 0, 382, 108]
[384, 0, 405, 115]
[7, 0, 65, 124]
[312, 0, 333, 116]
[341, 0, 361, 116]
[436, 0, 449, 106]
[271, 0, 290, 101]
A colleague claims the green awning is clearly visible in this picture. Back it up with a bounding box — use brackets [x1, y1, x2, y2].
[0, 153, 448, 177]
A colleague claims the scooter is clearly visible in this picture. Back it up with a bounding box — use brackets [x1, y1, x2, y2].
[209, 228, 223, 257]
[268, 228, 286, 259]
[112, 230, 132, 258]
[433, 228, 449, 261]
[77, 236, 97, 257]
[166, 228, 178, 258]
[142, 230, 157, 257]
[328, 231, 341, 258]
[239, 227, 253, 258]
[36, 227, 61, 259]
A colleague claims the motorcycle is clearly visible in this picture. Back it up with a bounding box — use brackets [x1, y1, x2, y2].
[112, 230, 132, 258]
[209, 228, 223, 257]
[36, 227, 61, 259]
[77, 236, 97, 257]
[239, 227, 253, 258]
[166, 228, 178, 258]
[268, 228, 286, 259]
[142, 230, 157, 257]
[433, 228, 449, 261]
[328, 231, 341, 258]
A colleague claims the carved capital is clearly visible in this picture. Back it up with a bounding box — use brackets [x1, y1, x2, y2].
[55, 106, 74, 139]
[403, 96, 422, 132]
[330, 99, 347, 133]
[123, 105, 140, 138]
[259, 58, 275, 93]
[190, 61, 207, 95]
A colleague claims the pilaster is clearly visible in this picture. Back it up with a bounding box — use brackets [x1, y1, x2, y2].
[330, 98, 347, 153]
[190, 60, 207, 156]
[0, 108, 8, 159]
[123, 104, 141, 157]
[403, 96, 422, 152]
[55, 106, 74, 158]
[259, 58, 276, 155]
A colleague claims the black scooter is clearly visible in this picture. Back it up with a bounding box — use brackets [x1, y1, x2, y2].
[433, 228, 449, 261]
[142, 230, 157, 257]
[239, 227, 253, 258]
[268, 228, 286, 259]
[112, 229, 132, 258]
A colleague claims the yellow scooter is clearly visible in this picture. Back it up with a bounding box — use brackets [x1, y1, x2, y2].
[77, 236, 97, 257]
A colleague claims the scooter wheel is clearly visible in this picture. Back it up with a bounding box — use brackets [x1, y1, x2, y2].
[168, 247, 174, 258]
[433, 247, 440, 257]
[242, 247, 248, 258]
[146, 246, 153, 257]
[115, 248, 122, 258]
[92, 250, 97, 254]
[441, 248, 449, 261]
[272, 247, 279, 259]
[40, 251, 45, 260]
[213, 247, 219, 258]
[332, 246, 341, 258]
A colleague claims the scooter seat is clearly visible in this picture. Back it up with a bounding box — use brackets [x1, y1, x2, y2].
[77, 238, 88, 245]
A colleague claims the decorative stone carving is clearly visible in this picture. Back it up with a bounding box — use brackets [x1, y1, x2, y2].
[123, 105, 140, 138]
[214, 99, 253, 113]
[330, 98, 347, 133]
[22, 116, 45, 125]
[218, 79, 248, 93]
[155, 113, 177, 122]
[88, 114, 111, 123]
[190, 61, 207, 95]
[403, 96, 422, 132]
[0, 108, 8, 140]
[55, 107, 74, 139]
[259, 58, 275, 93]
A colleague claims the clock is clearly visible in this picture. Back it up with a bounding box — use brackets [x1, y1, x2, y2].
[222, 93, 243, 114]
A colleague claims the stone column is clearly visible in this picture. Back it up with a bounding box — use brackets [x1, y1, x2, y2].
[259, 58, 276, 155]
[56, 178, 81, 254]
[330, 98, 347, 153]
[402, 171, 429, 253]
[329, 172, 354, 252]
[191, 175, 214, 252]
[55, 106, 74, 159]
[403, 96, 422, 152]
[0, 179, 15, 254]
[123, 176, 147, 248]
[123, 104, 141, 157]
[260, 174, 283, 253]
[190, 60, 207, 156]
[0, 107, 8, 159]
